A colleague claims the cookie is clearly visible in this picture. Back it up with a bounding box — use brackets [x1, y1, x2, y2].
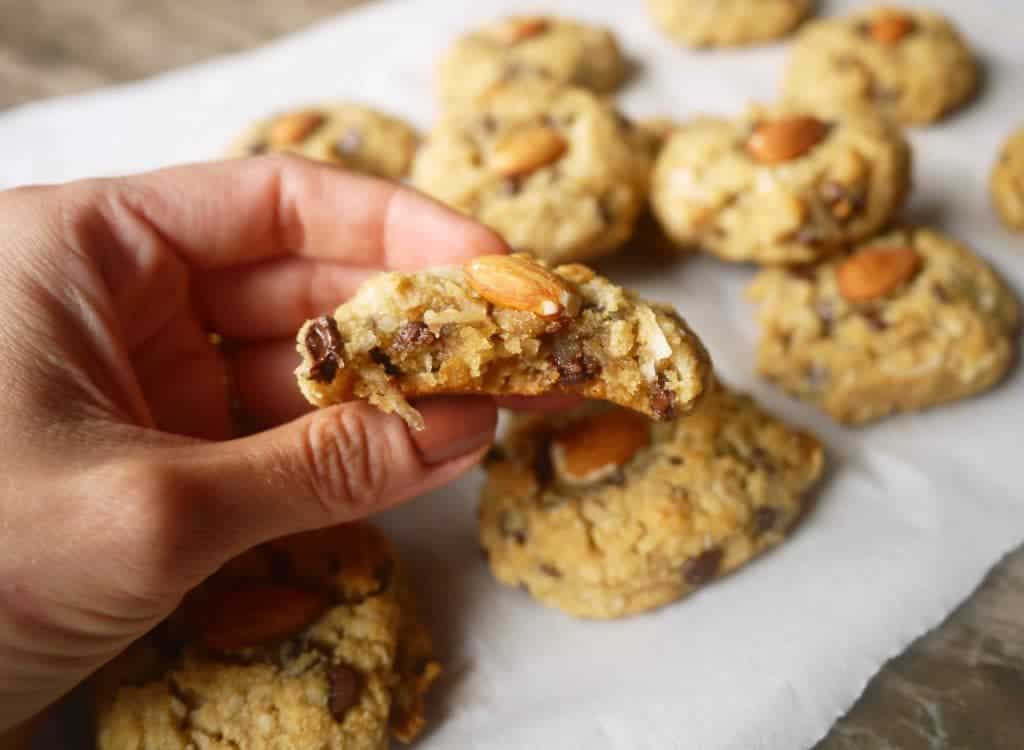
[748, 228, 1019, 425]
[783, 6, 979, 125]
[991, 126, 1024, 233]
[647, 0, 813, 48]
[411, 80, 652, 265]
[95, 522, 441, 750]
[650, 106, 911, 264]
[227, 103, 420, 180]
[478, 384, 824, 619]
[295, 253, 712, 430]
[437, 15, 626, 108]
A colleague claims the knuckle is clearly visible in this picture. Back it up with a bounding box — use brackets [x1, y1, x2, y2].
[301, 408, 394, 516]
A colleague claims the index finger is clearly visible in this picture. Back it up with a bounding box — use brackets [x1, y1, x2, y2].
[96, 154, 508, 270]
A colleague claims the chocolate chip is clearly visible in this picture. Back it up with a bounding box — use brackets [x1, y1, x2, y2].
[539, 563, 562, 578]
[804, 364, 830, 388]
[932, 283, 951, 303]
[328, 664, 363, 722]
[598, 196, 615, 226]
[248, 141, 269, 155]
[815, 300, 835, 336]
[668, 456, 684, 466]
[480, 114, 497, 133]
[335, 129, 363, 156]
[305, 316, 343, 383]
[861, 309, 888, 331]
[614, 111, 635, 131]
[483, 446, 507, 465]
[541, 114, 557, 128]
[499, 510, 527, 544]
[793, 225, 827, 246]
[752, 506, 779, 537]
[788, 263, 820, 282]
[549, 335, 601, 385]
[533, 435, 555, 486]
[649, 375, 676, 420]
[503, 176, 523, 195]
[683, 547, 723, 586]
[392, 321, 436, 353]
[671, 485, 691, 501]
[369, 348, 401, 376]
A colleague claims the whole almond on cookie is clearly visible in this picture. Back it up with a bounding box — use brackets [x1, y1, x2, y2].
[551, 409, 650, 484]
[269, 111, 326, 147]
[491, 126, 568, 177]
[837, 246, 920, 302]
[747, 116, 830, 165]
[495, 16, 550, 44]
[464, 254, 577, 318]
[870, 12, 915, 44]
[192, 583, 330, 650]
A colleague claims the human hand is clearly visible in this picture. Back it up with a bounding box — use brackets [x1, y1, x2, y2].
[0, 157, 509, 731]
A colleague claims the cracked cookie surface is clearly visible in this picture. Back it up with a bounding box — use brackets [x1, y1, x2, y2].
[647, 0, 813, 48]
[478, 383, 824, 619]
[437, 15, 626, 109]
[991, 126, 1024, 233]
[295, 254, 712, 430]
[650, 105, 911, 264]
[412, 81, 652, 265]
[226, 103, 420, 180]
[94, 522, 440, 750]
[748, 227, 1019, 425]
[783, 5, 979, 125]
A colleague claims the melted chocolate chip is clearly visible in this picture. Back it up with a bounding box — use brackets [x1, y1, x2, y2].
[335, 129, 363, 156]
[649, 376, 676, 420]
[668, 456, 684, 466]
[752, 506, 779, 537]
[788, 263, 820, 282]
[392, 321, 436, 353]
[549, 335, 601, 385]
[369, 348, 401, 376]
[328, 664, 363, 722]
[539, 563, 562, 578]
[683, 547, 723, 586]
[305, 316, 343, 383]
[861, 309, 889, 331]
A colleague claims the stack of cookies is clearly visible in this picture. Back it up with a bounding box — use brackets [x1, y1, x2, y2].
[95, 3, 1021, 747]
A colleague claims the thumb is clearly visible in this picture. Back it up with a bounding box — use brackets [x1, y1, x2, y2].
[173, 396, 496, 562]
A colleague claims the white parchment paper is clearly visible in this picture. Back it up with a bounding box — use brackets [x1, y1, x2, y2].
[3, 1, 1023, 748]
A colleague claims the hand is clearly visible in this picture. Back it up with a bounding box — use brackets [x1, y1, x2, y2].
[0, 156, 508, 731]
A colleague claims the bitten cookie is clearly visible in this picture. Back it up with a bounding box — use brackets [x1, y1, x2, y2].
[650, 106, 911, 264]
[227, 104, 420, 180]
[478, 384, 824, 619]
[437, 15, 626, 108]
[783, 5, 979, 125]
[647, 0, 813, 48]
[295, 254, 712, 430]
[95, 523, 440, 750]
[991, 127, 1024, 233]
[411, 80, 652, 265]
[748, 228, 1019, 425]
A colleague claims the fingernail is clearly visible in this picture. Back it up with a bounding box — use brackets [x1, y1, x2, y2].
[412, 396, 497, 464]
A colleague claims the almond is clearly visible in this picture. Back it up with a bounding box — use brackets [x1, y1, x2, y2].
[551, 409, 650, 484]
[746, 116, 830, 165]
[192, 583, 330, 650]
[464, 254, 577, 318]
[870, 12, 915, 44]
[494, 16, 550, 44]
[836, 245, 921, 303]
[491, 126, 568, 177]
[269, 110, 326, 147]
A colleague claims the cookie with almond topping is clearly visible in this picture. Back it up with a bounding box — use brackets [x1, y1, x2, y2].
[227, 103, 420, 180]
[648, 0, 813, 48]
[437, 15, 626, 108]
[783, 6, 979, 125]
[94, 522, 440, 750]
[748, 228, 1019, 424]
[412, 81, 652, 265]
[650, 105, 911, 265]
[478, 384, 824, 619]
[294, 254, 712, 430]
